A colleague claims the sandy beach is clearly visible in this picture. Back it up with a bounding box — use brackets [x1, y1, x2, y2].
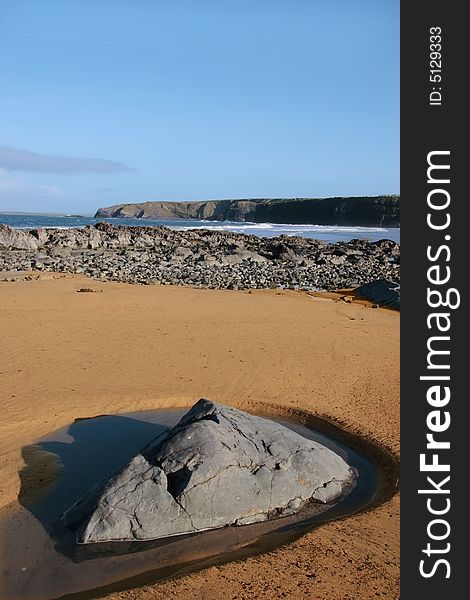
[0, 273, 399, 599]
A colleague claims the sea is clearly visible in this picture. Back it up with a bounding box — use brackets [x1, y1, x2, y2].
[0, 212, 400, 244]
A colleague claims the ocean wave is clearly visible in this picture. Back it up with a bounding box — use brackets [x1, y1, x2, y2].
[13, 225, 78, 230]
[1, 213, 399, 243]
[174, 223, 276, 231]
[175, 223, 389, 233]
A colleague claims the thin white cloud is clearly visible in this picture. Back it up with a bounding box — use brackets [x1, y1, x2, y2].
[0, 146, 133, 175]
[90, 187, 114, 193]
[0, 169, 24, 191]
[0, 169, 66, 196]
[38, 185, 66, 196]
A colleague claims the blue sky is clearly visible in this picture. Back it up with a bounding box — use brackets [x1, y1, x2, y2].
[0, 0, 399, 214]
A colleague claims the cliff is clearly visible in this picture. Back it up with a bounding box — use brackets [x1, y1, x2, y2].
[94, 196, 400, 227]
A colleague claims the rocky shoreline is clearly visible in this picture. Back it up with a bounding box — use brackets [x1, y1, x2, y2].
[0, 222, 399, 291]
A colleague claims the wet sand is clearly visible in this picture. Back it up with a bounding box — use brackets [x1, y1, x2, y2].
[0, 273, 399, 599]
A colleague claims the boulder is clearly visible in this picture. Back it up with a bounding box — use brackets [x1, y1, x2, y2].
[269, 242, 298, 263]
[0, 224, 38, 251]
[225, 249, 267, 265]
[29, 228, 50, 246]
[62, 400, 355, 543]
[354, 278, 400, 309]
[174, 246, 193, 258]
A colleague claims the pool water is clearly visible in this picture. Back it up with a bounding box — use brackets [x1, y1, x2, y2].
[0, 409, 378, 600]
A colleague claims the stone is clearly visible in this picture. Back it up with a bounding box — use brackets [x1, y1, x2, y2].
[174, 246, 193, 258]
[62, 400, 355, 543]
[269, 242, 298, 263]
[354, 279, 400, 309]
[225, 249, 267, 265]
[329, 255, 347, 266]
[0, 224, 38, 251]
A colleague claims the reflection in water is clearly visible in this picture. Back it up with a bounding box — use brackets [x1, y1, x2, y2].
[19, 446, 62, 509]
[1, 410, 378, 600]
[19, 415, 169, 530]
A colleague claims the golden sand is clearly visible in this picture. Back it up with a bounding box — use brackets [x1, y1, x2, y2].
[0, 274, 399, 599]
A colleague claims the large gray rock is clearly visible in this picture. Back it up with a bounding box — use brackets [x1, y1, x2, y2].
[224, 248, 267, 265]
[0, 224, 38, 251]
[354, 278, 400, 309]
[62, 400, 355, 543]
